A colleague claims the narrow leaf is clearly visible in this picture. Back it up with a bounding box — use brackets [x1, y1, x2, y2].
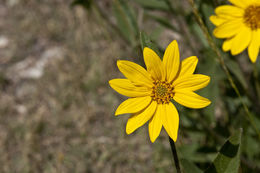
[118, 0, 139, 36]
[146, 13, 178, 32]
[140, 31, 161, 57]
[113, 0, 136, 45]
[225, 59, 248, 90]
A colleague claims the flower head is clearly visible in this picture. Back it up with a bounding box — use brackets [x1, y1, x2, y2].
[109, 40, 211, 143]
[210, 0, 260, 63]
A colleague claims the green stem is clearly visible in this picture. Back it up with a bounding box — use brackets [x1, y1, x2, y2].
[187, 0, 260, 141]
[169, 137, 181, 173]
[253, 63, 260, 100]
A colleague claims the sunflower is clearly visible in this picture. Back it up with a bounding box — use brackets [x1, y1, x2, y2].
[210, 0, 260, 63]
[109, 40, 211, 142]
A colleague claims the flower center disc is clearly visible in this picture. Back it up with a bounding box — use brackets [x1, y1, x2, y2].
[244, 5, 260, 30]
[151, 80, 174, 104]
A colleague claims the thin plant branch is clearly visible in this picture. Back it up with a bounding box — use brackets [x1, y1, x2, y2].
[253, 63, 260, 100]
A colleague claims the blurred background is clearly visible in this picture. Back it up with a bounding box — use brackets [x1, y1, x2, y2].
[0, 0, 259, 172]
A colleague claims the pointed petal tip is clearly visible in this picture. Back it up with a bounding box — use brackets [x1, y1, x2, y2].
[169, 39, 178, 45]
[248, 44, 259, 63]
[194, 56, 198, 61]
[126, 124, 132, 135]
[150, 137, 156, 143]
[126, 129, 131, 135]
[212, 28, 217, 36]
[248, 52, 258, 63]
[250, 58, 257, 63]
[168, 40, 179, 49]
[143, 47, 151, 52]
[204, 99, 211, 107]
[114, 111, 120, 116]
[230, 48, 239, 56]
[108, 79, 113, 86]
[108, 79, 119, 87]
[209, 15, 223, 26]
[117, 60, 129, 67]
[205, 75, 211, 85]
[116, 60, 124, 67]
[184, 56, 198, 64]
[169, 135, 177, 142]
[143, 47, 157, 56]
[209, 15, 215, 22]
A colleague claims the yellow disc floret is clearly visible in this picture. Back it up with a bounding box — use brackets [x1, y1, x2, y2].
[244, 5, 260, 30]
[151, 80, 174, 104]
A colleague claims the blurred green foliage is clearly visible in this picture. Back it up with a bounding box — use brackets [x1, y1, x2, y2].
[73, 0, 260, 172]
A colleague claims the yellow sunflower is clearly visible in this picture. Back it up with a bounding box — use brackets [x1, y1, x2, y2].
[109, 40, 211, 142]
[210, 0, 260, 63]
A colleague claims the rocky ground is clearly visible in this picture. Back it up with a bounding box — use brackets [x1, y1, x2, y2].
[0, 0, 175, 172]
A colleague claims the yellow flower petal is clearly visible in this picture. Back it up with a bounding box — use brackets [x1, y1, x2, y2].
[229, 0, 247, 8]
[231, 26, 252, 55]
[222, 38, 233, 52]
[215, 5, 244, 17]
[126, 101, 157, 134]
[115, 96, 152, 116]
[213, 18, 243, 38]
[248, 30, 260, 63]
[143, 47, 164, 80]
[210, 15, 227, 26]
[210, 14, 238, 26]
[109, 79, 150, 97]
[163, 40, 180, 82]
[117, 60, 153, 87]
[179, 56, 198, 77]
[244, 0, 260, 6]
[162, 103, 179, 142]
[173, 74, 210, 91]
[149, 104, 163, 142]
[173, 90, 211, 109]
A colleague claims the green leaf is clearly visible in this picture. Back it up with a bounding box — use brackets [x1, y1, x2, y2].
[117, 0, 139, 36]
[113, 0, 136, 45]
[181, 159, 203, 173]
[205, 129, 242, 173]
[190, 21, 209, 48]
[145, 13, 178, 32]
[134, 0, 169, 11]
[140, 31, 161, 57]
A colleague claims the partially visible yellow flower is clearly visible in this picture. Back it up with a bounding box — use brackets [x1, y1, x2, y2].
[109, 40, 211, 143]
[210, 0, 260, 63]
